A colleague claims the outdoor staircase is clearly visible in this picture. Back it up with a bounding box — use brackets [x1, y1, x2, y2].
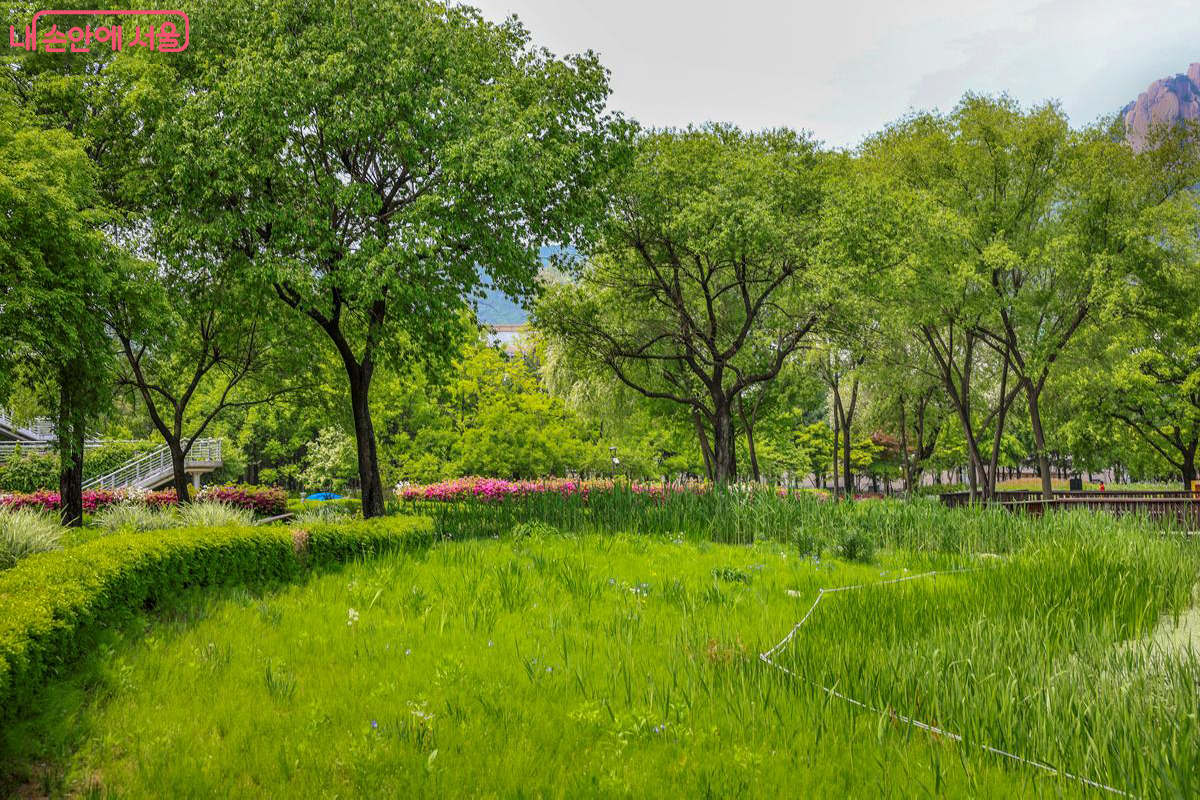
[0, 439, 119, 460]
[83, 439, 223, 491]
[0, 410, 55, 443]
[1, 411, 223, 491]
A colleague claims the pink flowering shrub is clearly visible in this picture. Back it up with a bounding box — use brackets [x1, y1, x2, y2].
[398, 477, 707, 504]
[397, 478, 857, 506]
[0, 484, 287, 516]
[0, 490, 123, 513]
[199, 484, 287, 516]
[144, 489, 178, 509]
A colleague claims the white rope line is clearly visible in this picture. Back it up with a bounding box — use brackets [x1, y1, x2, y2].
[759, 567, 1132, 797]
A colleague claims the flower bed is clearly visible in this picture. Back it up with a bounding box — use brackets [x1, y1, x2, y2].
[199, 485, 288, 516]
[0, 484, 288, 516]
[0, 490, 123, 513]
[396, 476, 712, 503]
[393, 477, 889, 505]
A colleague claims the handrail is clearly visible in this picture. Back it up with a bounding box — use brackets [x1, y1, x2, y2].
[938, 489, 1198, 507]
[0, 409, 56, 442]
[0, 440, 136, 462]
[82, 439, 223, 491]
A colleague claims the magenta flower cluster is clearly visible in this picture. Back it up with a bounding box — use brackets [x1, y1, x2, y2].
[0, 484, 287, 516]
[199, 484, 288, 516]
[0, 489, 123, 513]
[398, 476, 702, 503]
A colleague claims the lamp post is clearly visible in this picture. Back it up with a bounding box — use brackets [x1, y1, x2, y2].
[609, 446, 618, 482]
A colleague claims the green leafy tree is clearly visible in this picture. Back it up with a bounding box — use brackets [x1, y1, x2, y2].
[1058, 267, 1200, 489]
[539, 335, 705, 478]
[378, 342, 598, 482]
[105, 257, 306, 502]
[536, 125, 830, 482]
[147, 0, 620, 516]
[0, 92, 113, 525]
[838, 96, 1200, 498]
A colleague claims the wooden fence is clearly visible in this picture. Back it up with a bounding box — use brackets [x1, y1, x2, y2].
[938, 490, 1200, 528]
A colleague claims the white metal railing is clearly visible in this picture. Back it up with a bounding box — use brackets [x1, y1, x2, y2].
[0, 409, 56, 441]
[82, 438, 223, 491]
[0, 439, 135, 462]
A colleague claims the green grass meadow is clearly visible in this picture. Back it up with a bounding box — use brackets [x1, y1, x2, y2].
[4, 510, 1197, 798]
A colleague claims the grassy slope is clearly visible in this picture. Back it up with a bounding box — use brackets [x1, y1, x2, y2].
[4, 528, 1196, 797]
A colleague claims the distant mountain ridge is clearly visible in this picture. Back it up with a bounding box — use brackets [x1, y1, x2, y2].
[475, 246, 573, 326]
[1122, 62, 1200, 151]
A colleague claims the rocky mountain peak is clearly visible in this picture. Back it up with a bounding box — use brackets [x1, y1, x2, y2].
[1122, 62, 1200, 151]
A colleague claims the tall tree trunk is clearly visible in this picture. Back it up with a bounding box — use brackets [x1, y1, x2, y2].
[986, 359, 1011, 501]
[831, 401, 841, 498]
[950, 395, 984, 499]
[899, 396, 912, 496]
[56, 375, 85, 528]
[692, 410, 714, 481]
[344, 357, 385, 518]
[169, 440, 192, 504]
[1024, 378, 1054, 500]
[835, 379, 860, 500]
[842, 414, 854, 498]
[711, 401, 737, 482]
[738, 397, 761, 482]
[1182, 441, 1197, 491]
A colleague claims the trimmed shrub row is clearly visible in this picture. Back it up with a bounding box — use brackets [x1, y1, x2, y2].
[286, 497, 363, 517]
[0, 516, 433, 719]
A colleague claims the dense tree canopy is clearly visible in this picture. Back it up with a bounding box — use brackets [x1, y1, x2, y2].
[3, 3, 1198, 502]
[535, 125, 831, 482]
[0, 91, 114, 524]
[140, 0, 623, 515]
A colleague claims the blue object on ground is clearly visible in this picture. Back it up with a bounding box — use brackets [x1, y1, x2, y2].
[305, 492, 344, 501]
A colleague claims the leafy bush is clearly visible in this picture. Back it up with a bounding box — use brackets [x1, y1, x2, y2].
[836, 528, 876, 563]
[94, 503, 175, 534]
[0, 508, 63, 569]
[0, 451, 57, 494]
[506, 520, 561, 540]
[82, 441, 160, 479]
[0, 516, 434, 719]
[299, 427, 357, 493]
[177, 502, 254, 528]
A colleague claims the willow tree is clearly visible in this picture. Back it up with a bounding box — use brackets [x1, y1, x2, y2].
[145, 0, 620, 516]
[535, 126, 829, 482]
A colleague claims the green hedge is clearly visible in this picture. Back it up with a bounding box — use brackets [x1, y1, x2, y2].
[287, 497, 364, 517]
[0, 516, 433, 719]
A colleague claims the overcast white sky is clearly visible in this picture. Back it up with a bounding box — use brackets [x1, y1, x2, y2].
[469, 0, 1200, 148]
